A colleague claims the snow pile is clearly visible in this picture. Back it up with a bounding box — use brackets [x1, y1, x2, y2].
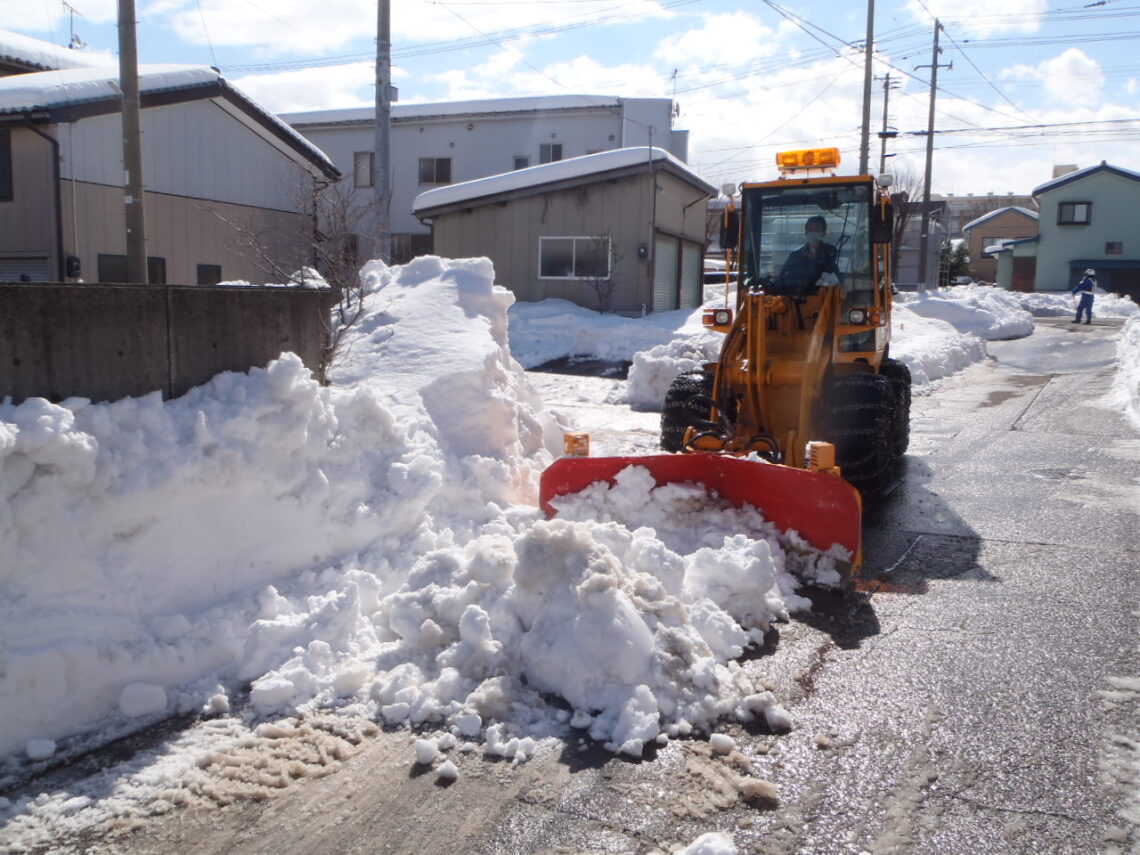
[507, 298, 707, 368]
[1015, 289, 1138, 319]
[1, 256, 825, 767]
[619, 302, 988, 409]
[0, 257, 556, 760]
[626, 335, 723, 409]
[890, 305, 988, 386]
[895, 284, 1034, 340]
[1110, 314, 1140, 430]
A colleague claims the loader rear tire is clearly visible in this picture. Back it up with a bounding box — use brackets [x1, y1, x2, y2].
[879, 357, 912, 457]
[660, 370, 715, 452]
[826, 372, 895, 499]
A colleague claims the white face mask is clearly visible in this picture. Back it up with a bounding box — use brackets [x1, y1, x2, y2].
[806, 230, 824, 245]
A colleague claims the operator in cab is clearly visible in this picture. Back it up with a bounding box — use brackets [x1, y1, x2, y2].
[772, 215, 841, 296]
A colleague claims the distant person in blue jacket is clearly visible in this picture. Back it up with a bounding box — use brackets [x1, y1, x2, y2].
[1072, 268, 1096, 324]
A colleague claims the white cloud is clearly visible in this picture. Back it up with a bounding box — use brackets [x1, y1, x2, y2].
[155, 0, 672, 57]
[654, 12, 782, 66]
[421, 52, 667, 104]
[1001, 48, 1105, 107]
[232, 62, 375, 113]
[165, 0, 374, 53]
[904, 0, 1049, 37]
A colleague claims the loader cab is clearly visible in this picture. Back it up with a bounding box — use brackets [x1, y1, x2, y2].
[741, 180, 878, 297]
[735, 152, 894, 358]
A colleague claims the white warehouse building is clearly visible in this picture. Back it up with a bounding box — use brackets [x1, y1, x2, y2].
[281, 95, 688, 263]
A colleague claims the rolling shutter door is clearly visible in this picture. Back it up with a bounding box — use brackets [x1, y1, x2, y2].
[680, 242, 701, 308]
[652, 236, 678, 312]
[0, 257, 50, 282]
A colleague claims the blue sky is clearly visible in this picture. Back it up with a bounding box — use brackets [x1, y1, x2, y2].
[4, 0, 1140, 196]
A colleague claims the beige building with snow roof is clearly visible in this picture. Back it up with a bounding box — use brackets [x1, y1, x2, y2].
[414, 147, 716, 316]
[0, 30, 339, 284]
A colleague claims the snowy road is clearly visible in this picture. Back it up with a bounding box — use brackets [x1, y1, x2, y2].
[8, 319, 1139, 855]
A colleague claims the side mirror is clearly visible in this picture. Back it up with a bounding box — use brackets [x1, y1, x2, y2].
[871, 202, 893, 244]
[720, 209, 740, 251]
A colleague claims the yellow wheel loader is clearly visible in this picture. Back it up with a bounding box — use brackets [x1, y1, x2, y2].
[541, 148, 911, 574]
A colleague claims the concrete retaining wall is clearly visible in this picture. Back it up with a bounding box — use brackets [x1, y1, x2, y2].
[0, 283, 337, 404]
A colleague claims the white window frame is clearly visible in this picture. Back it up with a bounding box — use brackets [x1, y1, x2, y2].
[513, 155, 529, 170]
[353, 151, 374, 188]
[538, 236, 611, 280]
[539, 143, 563, 164]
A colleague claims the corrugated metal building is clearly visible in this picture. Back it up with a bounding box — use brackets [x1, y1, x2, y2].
[414, 147, 716, 315]
[0, 33, 339, 285]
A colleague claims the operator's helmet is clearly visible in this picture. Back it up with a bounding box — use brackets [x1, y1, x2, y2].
[1085, 268, 1097, 276]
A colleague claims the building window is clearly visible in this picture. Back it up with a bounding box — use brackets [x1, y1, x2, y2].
[353, 151, 374, 188]
[390, 233, 434, 265]
[539, 236, 610, 279]
[981, 235, 1001, 258]
[418, 157, 451, 185]
[1058, 201, 1091, 225]
[97, 254, 167, 284]
[197, 263, 223, 285]
[513, 156, 529, 170]
[540, 143, 563, 164]
[0, 129, 11, 202]
[1106, 241, 1123, 255]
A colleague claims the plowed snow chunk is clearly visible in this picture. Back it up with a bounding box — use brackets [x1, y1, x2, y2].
[709, 733, 735, 755]
[437, 759, 459, 781]
[414, 738, 438, 765]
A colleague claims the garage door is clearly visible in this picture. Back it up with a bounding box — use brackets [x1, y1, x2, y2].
[652, 236, 678, 312]
[0, 257, 50, 282]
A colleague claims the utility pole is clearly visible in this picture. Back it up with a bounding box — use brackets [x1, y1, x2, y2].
[916, 19, 950, 293]
[878, 73, 899, 174]
[858, 0, 875, 176]
[374, 0, 392, 263]
[118, 0, 148, 283]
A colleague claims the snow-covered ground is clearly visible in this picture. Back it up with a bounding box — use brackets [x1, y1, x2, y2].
[1, 266, 1137, 846]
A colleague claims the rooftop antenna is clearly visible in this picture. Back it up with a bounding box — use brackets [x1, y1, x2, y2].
[63, 1, 86, 49]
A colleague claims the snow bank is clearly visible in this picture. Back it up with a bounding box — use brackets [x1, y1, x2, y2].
[507, 298, 707, 368]
[1, 257, 828, 765]
[1110, 314, 1140, 430]
[890, 306, 988, 386]
[895, 285, 1033, 340]
[1013, 288, 1137, 319]
[621, 300, 988, 410]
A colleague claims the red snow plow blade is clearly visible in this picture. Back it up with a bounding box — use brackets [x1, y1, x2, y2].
[540, 454, 862, 571]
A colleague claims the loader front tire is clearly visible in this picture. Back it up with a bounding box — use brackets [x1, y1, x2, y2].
[661, 370, 715, 452]
[826, 372, 895, 499]
[879, 357, 912, 457]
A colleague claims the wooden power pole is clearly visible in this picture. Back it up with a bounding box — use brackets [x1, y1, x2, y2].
[118, 0, 148, 283]
[858, 0, 875, 176]
[374, 0, 392, 263]
[916, 19, 950, 292]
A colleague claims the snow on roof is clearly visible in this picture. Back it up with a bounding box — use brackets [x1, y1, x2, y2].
[1033, 161, 1140, 196]
[962, 206, 1038, 232]
[282, 94, 624, 127]
[984, 236, 1039, 254]
[413, 146, 715, 214]
[0, 64, 336, 176]
[0, 28, 107, 72]
[0, 64, 219, 114]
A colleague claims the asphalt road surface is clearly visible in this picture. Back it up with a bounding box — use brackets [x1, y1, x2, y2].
[8, 318, 1139, 855]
